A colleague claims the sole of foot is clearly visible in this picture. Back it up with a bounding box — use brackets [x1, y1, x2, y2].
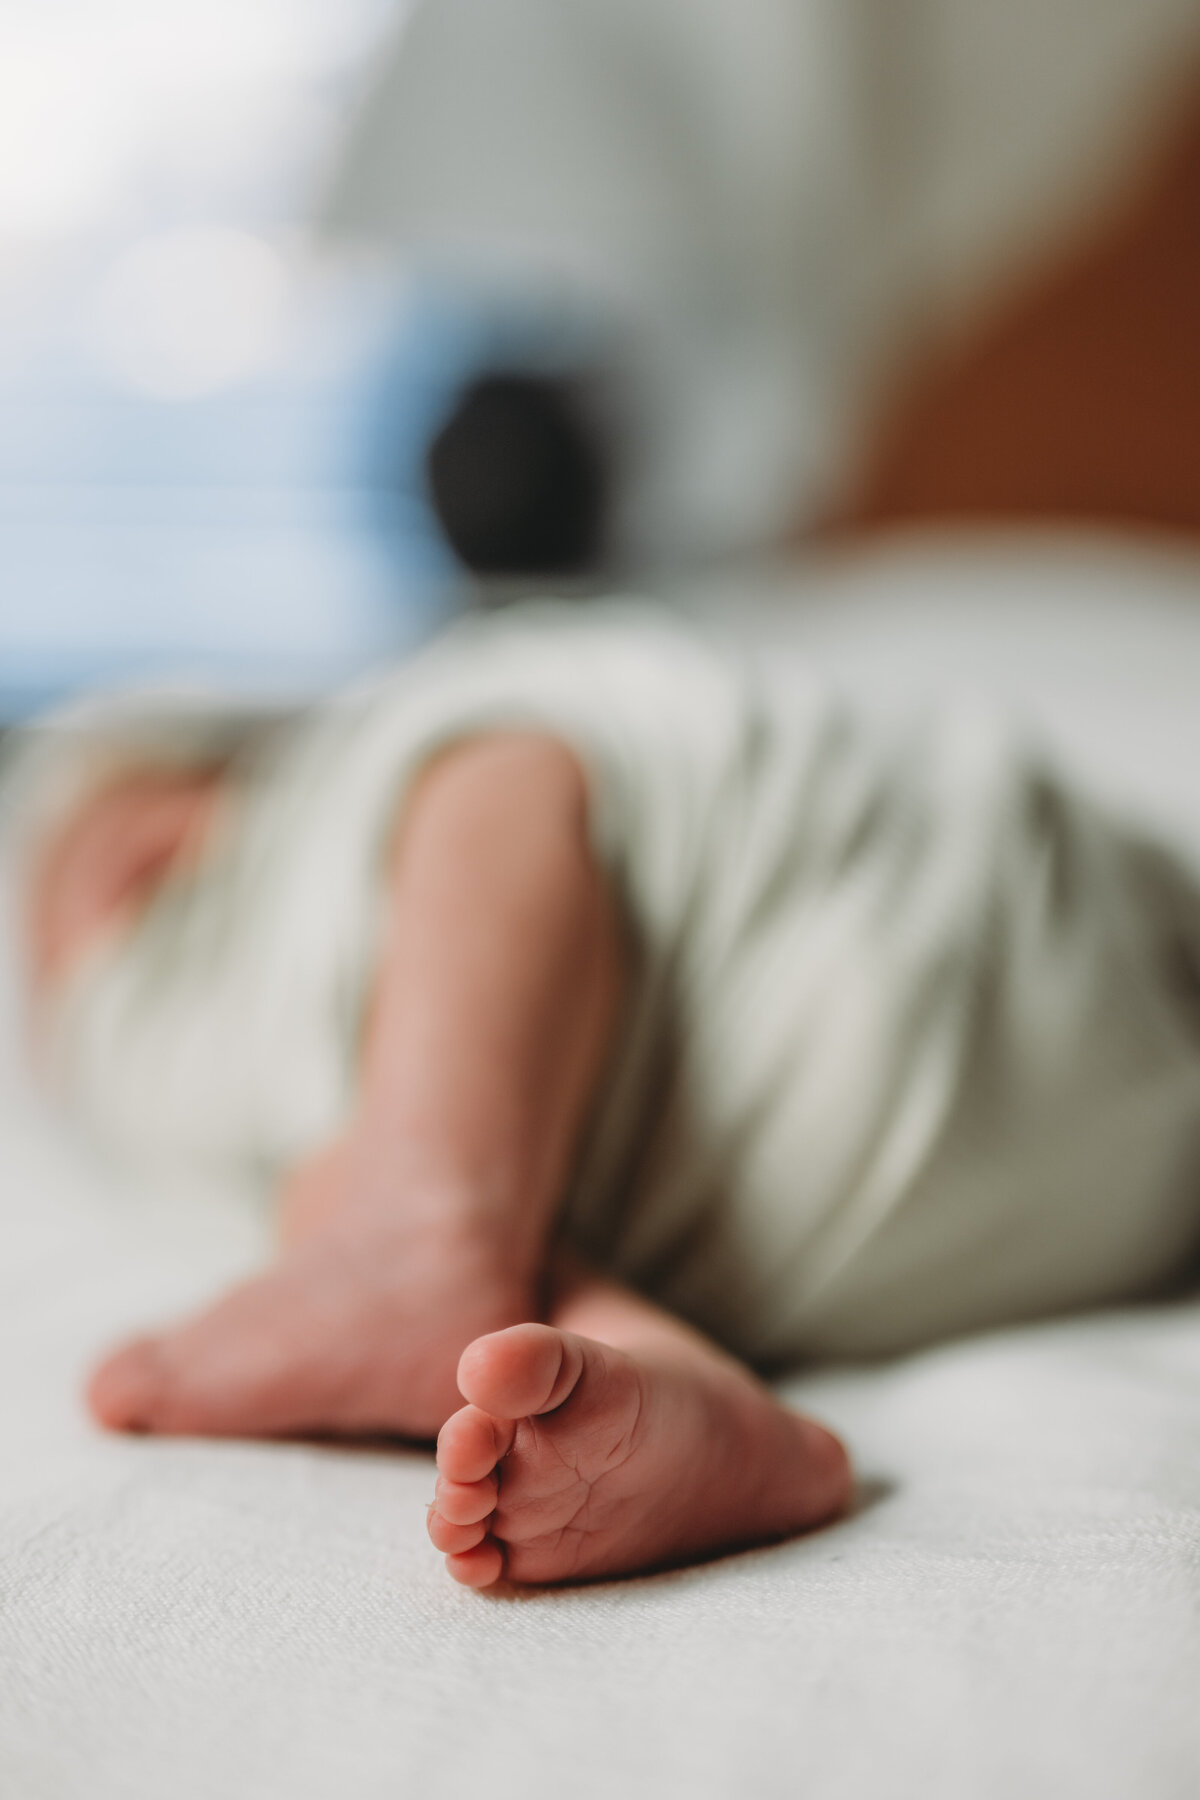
[429, 1322, 851, 1587]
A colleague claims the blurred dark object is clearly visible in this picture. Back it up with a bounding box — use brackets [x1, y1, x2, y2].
[836, 79, 1200, 542]
[426, 373, 610, 577]
[318, 0, 865, 576]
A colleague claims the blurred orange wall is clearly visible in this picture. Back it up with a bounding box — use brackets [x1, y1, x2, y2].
[835, 79, 1200, 543]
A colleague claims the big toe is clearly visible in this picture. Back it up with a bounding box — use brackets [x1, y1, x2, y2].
[87, 1336, 169, 1431]
[456, 1323, 584, 1420]
[87, 1316, 302, 1438]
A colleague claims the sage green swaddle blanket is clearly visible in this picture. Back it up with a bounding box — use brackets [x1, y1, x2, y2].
[25, 602, 1200, 1363]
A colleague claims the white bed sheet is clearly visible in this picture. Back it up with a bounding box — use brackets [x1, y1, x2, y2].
[3, 530, 1200, 1800]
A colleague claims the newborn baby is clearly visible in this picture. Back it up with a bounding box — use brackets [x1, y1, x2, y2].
[19, 603, 1200, 1587]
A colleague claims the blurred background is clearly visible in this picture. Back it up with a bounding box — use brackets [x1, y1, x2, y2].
[0, 0, 450, 716]
[3, 0, 1200, 719]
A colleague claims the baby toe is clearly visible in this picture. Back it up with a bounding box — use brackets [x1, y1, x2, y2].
[445, 1540, 505, 1589]
[86, 1336, 168, 1432]
[426, 1508, 488, 1556]
[456, 1323, 582, 1420]
[436, 1403, 513, 1484]
[434, 1473, 498, 1527]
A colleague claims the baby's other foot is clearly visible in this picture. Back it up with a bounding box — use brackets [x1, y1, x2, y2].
[88, 1207, 535, 1443]
[429, 1323, 850, 1586]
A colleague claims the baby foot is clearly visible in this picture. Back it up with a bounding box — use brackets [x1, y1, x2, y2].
[429, 1323, 851, 1586]
[88, 1198, 535, 1444]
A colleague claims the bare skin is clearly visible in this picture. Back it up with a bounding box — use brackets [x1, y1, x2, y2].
[28, 767, 225, 987]
[78, 734, 624, 1441]
[431, 1265, 851, 1586]
[29, 731, 851, 1580]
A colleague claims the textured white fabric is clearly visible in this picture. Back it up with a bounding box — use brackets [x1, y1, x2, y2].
[4, 534, 1200, 1799]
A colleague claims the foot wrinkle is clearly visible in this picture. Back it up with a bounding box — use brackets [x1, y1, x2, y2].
[596, 1368, 646, 1478]
[526, 1419, 590, 1486]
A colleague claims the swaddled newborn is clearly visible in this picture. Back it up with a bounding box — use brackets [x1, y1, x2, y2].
[19, 602, 1200, 1585]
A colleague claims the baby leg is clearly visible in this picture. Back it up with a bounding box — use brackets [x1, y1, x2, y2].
[86, 732, 627, 1441]
[431, 1258, 852, 1586]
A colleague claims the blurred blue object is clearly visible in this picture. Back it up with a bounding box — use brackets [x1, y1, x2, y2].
[0, 0, 477, 721]
[0, 263, 482, 720]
